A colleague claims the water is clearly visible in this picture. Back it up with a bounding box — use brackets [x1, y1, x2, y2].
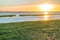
[0, 12, 60, 15]
[0, 12, 60, 23]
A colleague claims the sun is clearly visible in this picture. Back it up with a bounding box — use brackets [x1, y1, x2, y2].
[39, 4, 53, 11]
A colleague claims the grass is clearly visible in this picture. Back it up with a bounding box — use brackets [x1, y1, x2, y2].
[0, 20, 60, 40]
[0, 14, 57, 17]
[0, 15, 44, 17]
[0, 15, 15, 17]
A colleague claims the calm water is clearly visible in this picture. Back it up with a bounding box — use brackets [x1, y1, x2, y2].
[0, 12, 60, 15]
[0, 12, 60, 23]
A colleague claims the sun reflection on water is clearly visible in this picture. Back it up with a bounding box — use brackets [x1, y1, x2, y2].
[44, 12, 48, 15]
[43, 12, 49, 20]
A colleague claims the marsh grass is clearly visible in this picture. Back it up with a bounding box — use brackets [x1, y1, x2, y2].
[0, 20, 60, 40]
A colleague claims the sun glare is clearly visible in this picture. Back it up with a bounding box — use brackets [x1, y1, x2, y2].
[40, 4, 53, 11]
[44, 12, 48, 14]
[43, 15, 49, 20]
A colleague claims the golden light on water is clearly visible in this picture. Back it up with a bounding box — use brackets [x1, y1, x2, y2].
[40, 4, 53, 11]
[43, 15, 49, 20]
[43, 12, 50, 20]
[44, 12, 48, 14]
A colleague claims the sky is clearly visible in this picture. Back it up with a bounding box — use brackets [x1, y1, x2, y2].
[0, 0, 60, 11]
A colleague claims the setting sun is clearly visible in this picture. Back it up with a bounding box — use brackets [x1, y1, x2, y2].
[40, 4, 53, 11]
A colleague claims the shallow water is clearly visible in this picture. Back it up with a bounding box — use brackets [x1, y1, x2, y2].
[0, 12, 60, 15]
[0, 15, 60, 23]
[0, 12, 60, 23]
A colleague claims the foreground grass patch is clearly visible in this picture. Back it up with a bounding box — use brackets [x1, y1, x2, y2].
[0, 20, 60, 40]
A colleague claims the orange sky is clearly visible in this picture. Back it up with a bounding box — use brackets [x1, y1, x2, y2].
[0, 4, 60, 12]
[0, 5, 38, 11]
[0, 0, 60, 12]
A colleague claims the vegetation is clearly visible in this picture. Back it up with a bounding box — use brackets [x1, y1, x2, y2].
[0, 15, 15, 17]
[0, 20, 60, 40]
[0, 15, 43, 17]
[0, 14, 57, 17]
